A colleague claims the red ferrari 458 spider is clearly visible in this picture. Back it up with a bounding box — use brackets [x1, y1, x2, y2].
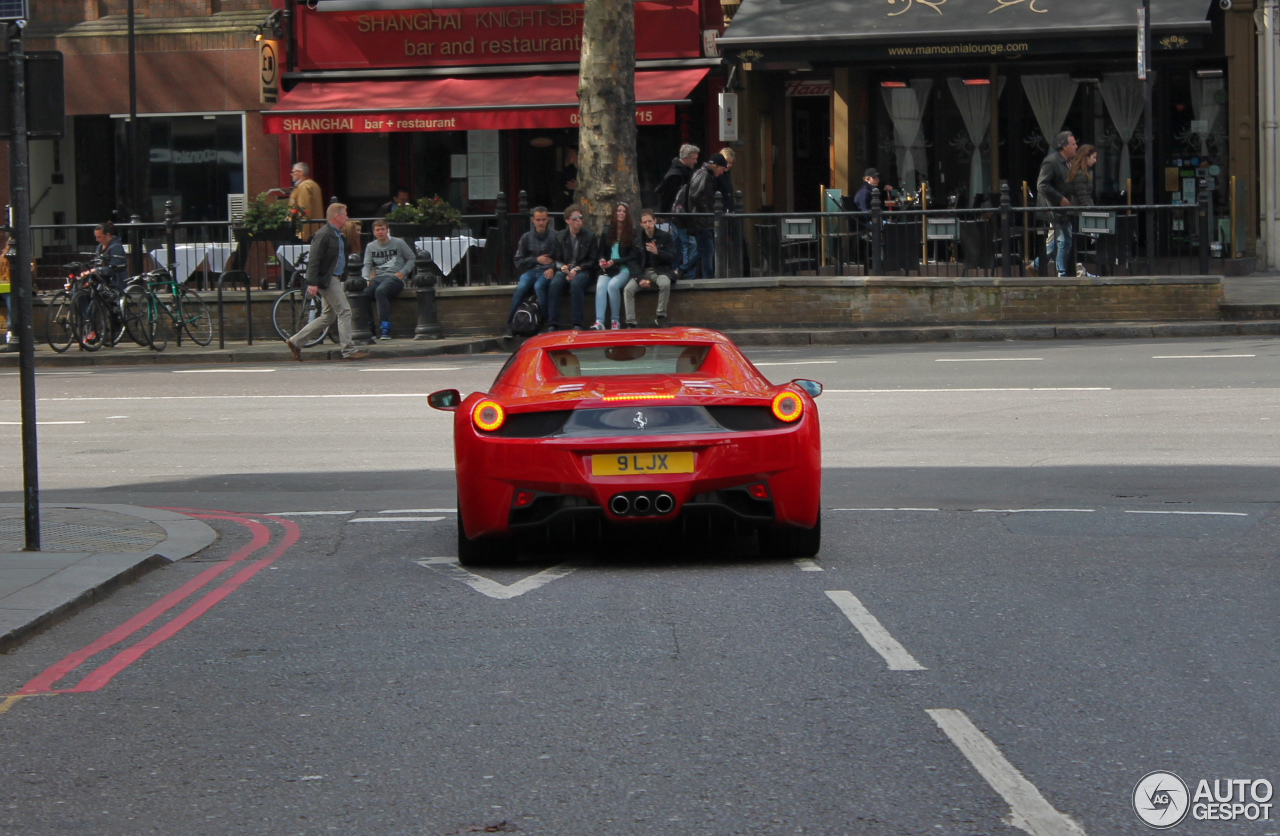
[429, 328, 822, 565]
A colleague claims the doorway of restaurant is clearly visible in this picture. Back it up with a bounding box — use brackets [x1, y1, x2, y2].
[789, 94, 831, 212]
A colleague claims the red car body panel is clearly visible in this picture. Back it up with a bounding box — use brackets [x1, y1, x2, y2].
[443, 328, 822, 540]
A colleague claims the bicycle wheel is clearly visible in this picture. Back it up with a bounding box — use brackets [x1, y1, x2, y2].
[78, 292, 108, 352]
[45, 291, 77, 353]
[103, 291, 127, 347]
[177, 287, 213, 346]
[147, 292, 168, 352]
[121, 285, 151, 346]
[272, 289, 330, 347]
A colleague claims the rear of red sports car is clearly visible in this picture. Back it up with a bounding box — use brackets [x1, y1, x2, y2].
[431, 329, 822, 564]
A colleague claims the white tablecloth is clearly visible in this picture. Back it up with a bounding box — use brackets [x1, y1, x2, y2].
[148, 243, 234, 281]
[414, 236, 485, 277]
[275, 244, 310, 272]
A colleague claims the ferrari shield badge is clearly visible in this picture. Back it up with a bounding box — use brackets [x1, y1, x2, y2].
[633, 411, 648, 430]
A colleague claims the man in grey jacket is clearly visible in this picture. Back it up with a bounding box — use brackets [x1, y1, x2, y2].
[285, 202, 368, 361]
[362, 219, 414, 340]
[1033, 130, 1077, 277]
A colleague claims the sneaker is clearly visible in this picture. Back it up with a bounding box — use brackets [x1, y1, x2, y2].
[344, 350, 370, 361]
[653, 315, 668, 327]
[379, 333, 392, 341]
[611, 320, 621, 330]
[591, 321, 605, 331]
[624, 321, 637, 329]
[572, 324, 582, 331]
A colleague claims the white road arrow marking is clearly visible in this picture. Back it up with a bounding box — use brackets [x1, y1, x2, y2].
[415, 556, 584, 599]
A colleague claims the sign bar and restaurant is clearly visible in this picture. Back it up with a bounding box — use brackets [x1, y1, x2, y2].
[269, 0, 723, 217]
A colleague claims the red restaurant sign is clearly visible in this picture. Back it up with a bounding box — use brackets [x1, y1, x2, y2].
[295, 1, 702, 70]
[264, 106, 674, 134]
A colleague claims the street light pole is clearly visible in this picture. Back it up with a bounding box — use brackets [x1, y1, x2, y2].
[8, 21, 40, 551]
[127, 0, 138, 220]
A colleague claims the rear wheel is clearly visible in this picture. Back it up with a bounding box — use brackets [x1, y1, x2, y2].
[178, 288, 213, 345]
[45, 291, 76, 353]
[760, 508, 821, 559]
[121, 285, 151, 346]
[457, 505, 511, 567]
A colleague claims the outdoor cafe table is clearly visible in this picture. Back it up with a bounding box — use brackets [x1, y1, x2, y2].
[415, 236, 486, 285]
[148, 242, 232, 289]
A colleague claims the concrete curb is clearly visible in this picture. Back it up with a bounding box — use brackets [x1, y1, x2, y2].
[0, 505, 218, 654]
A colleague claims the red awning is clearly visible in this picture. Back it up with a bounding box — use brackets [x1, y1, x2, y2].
[263, 69, 708, 134]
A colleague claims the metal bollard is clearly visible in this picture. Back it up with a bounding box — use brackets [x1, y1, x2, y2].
[412, 248, 444, 340]
[870, 187, 883, 275]
[344, 254, 376, 344]
[999, 181, 1012, 278]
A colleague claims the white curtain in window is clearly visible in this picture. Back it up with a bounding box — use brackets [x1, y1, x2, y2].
[1021, 74, 1078, 147]
[1190, 75, 1224, 157]
[947, 77, 1005, 202]
[881, 79, 933, 189]
[1099, 72, 1144, 192]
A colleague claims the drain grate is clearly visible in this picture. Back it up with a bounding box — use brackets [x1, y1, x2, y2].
[0, 509, 167, 553]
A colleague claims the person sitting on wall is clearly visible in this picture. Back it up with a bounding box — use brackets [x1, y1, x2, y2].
[507, 206, 556, 335]
[362, 218, 415, 340]
[546, 203, 598, 331]
[623, 209, 679, 328]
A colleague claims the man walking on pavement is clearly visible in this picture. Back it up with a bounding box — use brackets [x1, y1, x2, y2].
[1033, 130, 1078, 277]
[688, 153, 729, 280]
[285, 203, 369, 362]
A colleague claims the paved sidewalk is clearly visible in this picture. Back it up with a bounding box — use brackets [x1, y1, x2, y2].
[0, 504, 217, 652]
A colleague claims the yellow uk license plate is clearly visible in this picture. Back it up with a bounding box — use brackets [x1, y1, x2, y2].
[591, 451, 695, 476]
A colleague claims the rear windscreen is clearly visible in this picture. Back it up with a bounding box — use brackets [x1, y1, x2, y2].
[547, 345, 711, 377]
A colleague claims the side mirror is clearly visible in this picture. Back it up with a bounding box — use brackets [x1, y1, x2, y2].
[428, 389, 461, 411]
[792, 379, 823, 399]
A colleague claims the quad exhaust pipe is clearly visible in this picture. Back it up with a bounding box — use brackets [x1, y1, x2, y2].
[609, 492, 675, 517]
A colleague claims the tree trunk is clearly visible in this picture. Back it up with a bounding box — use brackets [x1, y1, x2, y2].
[577, 0, 639, 234]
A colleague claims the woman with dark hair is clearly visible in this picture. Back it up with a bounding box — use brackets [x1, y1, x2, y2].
[1066, 143, 1097, 208]
[593, 202, 639, 330]
[1066, 144, 1098, 277]
[92, 222, 129, 291]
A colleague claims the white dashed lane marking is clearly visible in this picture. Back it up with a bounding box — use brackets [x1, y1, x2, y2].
[349, 517, 446, 523]
[927, 709, 1088, 836]
[825, 590, 925, 671]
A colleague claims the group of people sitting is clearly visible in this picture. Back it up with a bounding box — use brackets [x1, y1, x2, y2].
[507, 202, 680, 333]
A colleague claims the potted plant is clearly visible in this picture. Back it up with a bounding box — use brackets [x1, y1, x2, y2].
[386, 195, 463, 240]
[234, 192, 307, 242]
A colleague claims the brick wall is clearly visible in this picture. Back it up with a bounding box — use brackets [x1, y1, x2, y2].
[26, 277, 1226, 344]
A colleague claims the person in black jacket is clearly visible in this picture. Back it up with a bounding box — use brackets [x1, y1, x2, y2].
[623, 209, 679, 327]
[655, 143, 699, 278]
[285, 202, 368, 361]
[1033, 130, 1078, 277]
[91, 223, 129, 291]
[546, 204, 598, 331]
[593, 202, 640, 330]
[507, 206, 556, 333]
[688, 153, 728, 279]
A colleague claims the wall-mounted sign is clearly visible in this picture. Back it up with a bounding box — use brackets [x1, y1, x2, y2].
[718, 92, 737, 142]
[265, 106, 673, 134]
[785, 79, 832, 97]
[259, 39, 280, 104]
[295, 1, 700, 71]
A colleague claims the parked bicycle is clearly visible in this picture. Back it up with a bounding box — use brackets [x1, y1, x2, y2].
[45, 261, 149, 353]
[125, 266, 213, 351]
[270, 252, 337, 347]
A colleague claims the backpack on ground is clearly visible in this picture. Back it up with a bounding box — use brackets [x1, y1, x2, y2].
[510, 294, 542, 337]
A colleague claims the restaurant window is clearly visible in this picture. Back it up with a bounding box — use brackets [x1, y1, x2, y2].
[114, 113, 245, 222]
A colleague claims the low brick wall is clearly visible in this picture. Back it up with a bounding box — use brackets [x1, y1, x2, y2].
[27, 275, 1224, 343]
[436, 275, 1225, 335]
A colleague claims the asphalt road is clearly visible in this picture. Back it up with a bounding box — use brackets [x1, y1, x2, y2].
[0, 336, 1277, 835]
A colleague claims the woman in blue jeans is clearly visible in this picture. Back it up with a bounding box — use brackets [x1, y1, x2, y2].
[594, 202, 640, 330]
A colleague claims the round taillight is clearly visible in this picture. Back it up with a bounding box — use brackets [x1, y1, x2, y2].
[771, 391, 804, 423]
[472, 399, 505, 432]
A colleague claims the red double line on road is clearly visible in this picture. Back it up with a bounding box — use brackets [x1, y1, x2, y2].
[18, 510, 300, 696]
